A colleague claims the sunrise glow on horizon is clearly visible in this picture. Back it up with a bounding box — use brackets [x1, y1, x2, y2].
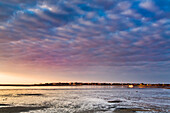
[0, 0, 170, 84]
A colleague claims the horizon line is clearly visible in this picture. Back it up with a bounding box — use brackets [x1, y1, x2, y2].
[0, 82, 169, 85]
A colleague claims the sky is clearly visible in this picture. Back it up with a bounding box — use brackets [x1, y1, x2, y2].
[0, 0, 170, 84]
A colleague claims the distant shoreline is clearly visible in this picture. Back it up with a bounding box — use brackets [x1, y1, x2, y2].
[0, 82, 169, 88]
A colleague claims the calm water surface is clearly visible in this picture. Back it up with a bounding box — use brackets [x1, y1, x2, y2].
[0, 86, 169, 113]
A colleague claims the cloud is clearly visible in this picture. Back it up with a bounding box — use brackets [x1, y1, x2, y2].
[0, 0, 169, 72]
[139, 0, 158, 11]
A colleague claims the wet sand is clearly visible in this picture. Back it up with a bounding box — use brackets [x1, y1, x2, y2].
[108, 100, 123, 103]
[16, 93, 43, 96]
[77, 107, 150, 113]
[0, 104, 10, 106]
[113, 108, 150, 113]
[0, 86, 169, 112]
[0, 106, 48, 113]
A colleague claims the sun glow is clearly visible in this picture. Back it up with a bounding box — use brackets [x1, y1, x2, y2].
[0, 73, 22, 84]
[0, 73, 38, 84]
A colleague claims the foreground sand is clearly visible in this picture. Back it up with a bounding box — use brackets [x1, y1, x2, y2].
[0, 106, 48, 113]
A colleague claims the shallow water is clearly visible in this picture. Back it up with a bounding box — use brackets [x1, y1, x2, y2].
[0, 86, 169, 113]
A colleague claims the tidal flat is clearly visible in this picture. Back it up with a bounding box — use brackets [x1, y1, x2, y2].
[0, 86, 169, 113]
